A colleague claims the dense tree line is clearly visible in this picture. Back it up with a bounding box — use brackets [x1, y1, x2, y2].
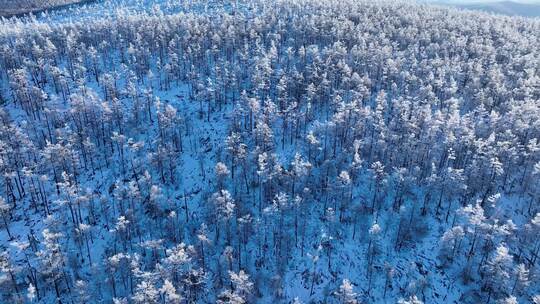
[0, 0, 539, 303]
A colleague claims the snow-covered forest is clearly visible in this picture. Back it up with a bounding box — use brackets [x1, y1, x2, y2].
[0, 0, 539, 303]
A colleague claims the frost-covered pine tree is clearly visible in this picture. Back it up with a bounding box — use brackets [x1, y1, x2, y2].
[218, 270, 253, 304]
[132, 280, 159, 304]
[335, 279, 358, 304]
[483, 244, 514, 301]
[160, 279, 183, 304]
[397, 295, 423, 304]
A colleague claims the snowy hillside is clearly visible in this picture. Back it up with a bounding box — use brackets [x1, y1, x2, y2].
[0, 0, 539, 303]
[446, 1, 540, 17]
[0, 0, 90, 17]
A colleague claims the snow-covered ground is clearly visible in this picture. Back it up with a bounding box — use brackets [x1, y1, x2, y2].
[0, 1, 539, 303]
